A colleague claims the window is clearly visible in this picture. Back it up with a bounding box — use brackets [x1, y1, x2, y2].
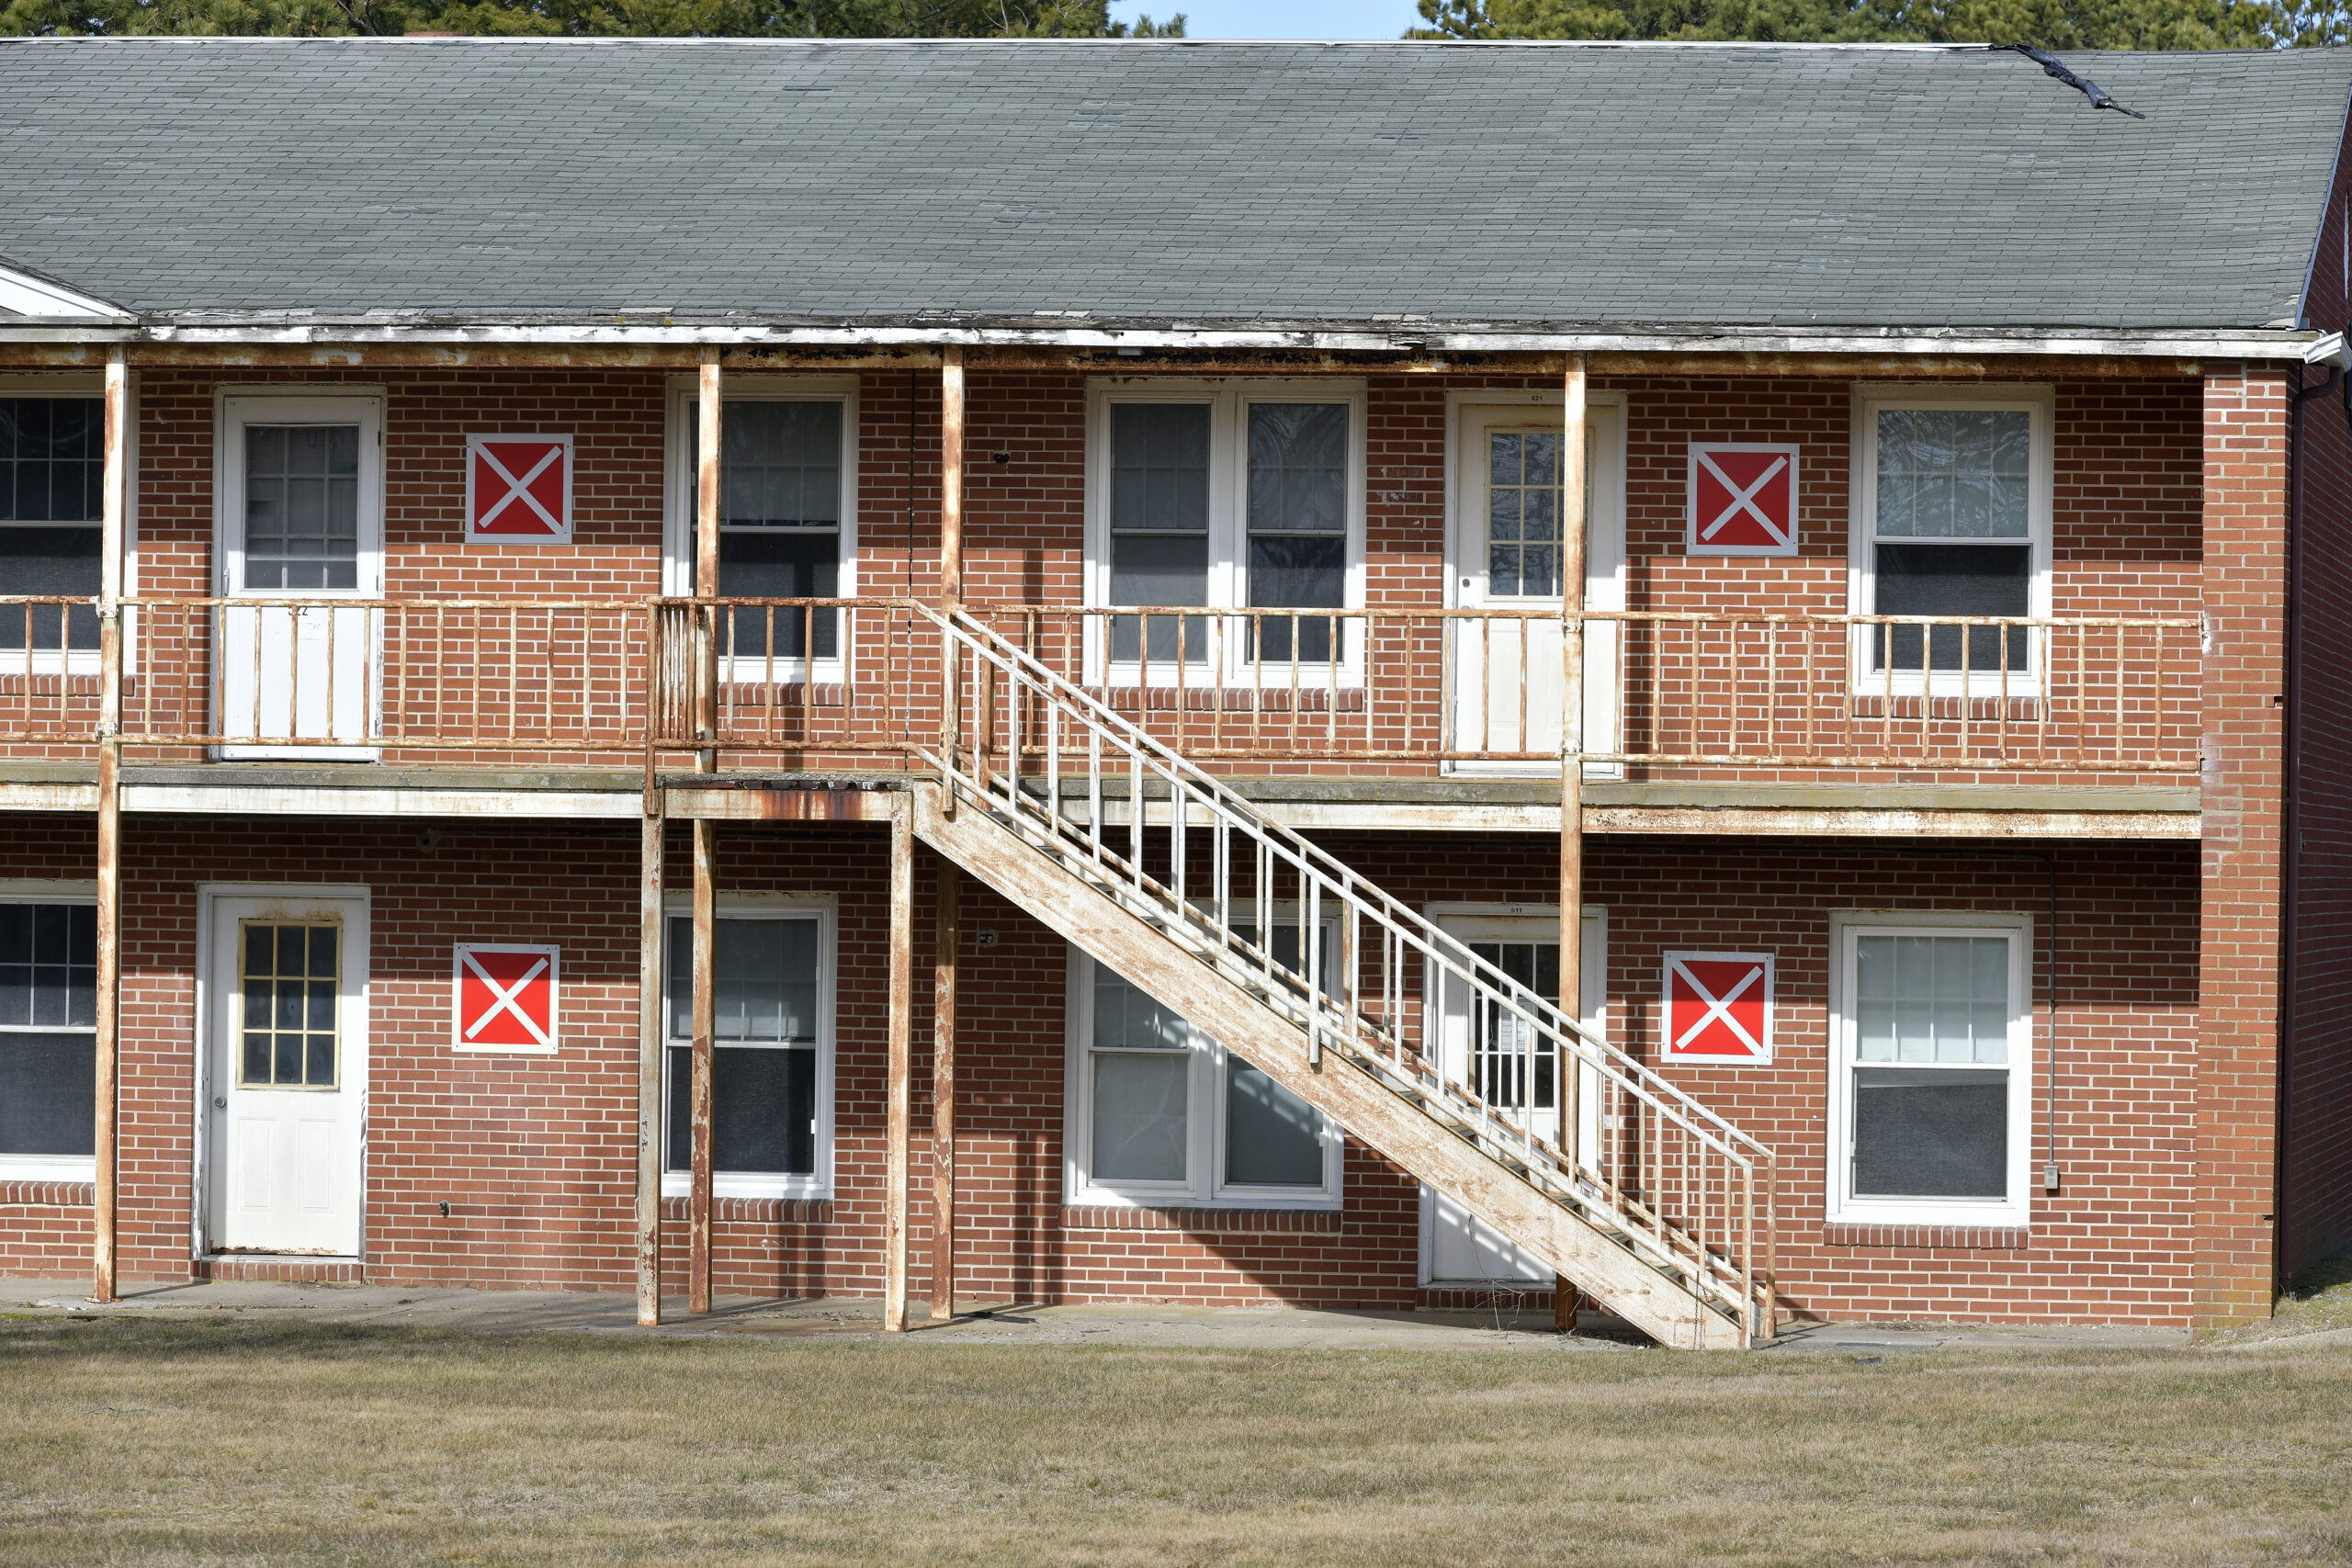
[242, 426, 359, 592]
[0, 395, 103, 652]
[1087, 380, 1363, 679]
[660, 901, 834, 1197]
[0, 897, 96, 1178]
[1828, 913, 2033, 1227]
[238, 920, 341, 1089]
[667, 377, 857, 670]
[1852, 389, 2051, 681]
[1483, 430, 1563, 599]
[1468, 940, 1558, 1115]
[1067, 920, 1340, 1208]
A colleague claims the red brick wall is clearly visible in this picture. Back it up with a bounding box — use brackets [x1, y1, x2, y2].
[0, 815, 2201, 1325]
[2200, 365, 2291, 1325]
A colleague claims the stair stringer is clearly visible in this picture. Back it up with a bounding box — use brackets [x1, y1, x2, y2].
[911, 783, 1743, 1350]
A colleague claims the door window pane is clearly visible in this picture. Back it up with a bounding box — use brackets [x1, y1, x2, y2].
[1487, 430, 1562, 598]
[238, 920, 339, 1089]
[0, 902, 96, 1158]
[1109, 404, 1210, 662]
[1853, 1066, 2007, 1198]
[243, 425, 359, 592]
[1470, 940, 1557, 1111]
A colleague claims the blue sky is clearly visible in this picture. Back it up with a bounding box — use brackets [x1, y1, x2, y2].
[1107, 1, 1427, 39]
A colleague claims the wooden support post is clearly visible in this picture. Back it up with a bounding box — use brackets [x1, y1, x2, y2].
[884, 802, 915, 1332]
[1555, 355, 1589, 1334]
[91, 346, 126, 1305]
[635, 795, 665, 1326]
[695, 351, 721, 774]
[688, 818, 716, 1314]
[930, 859, 960, 1321]
[938, 348, 966, 816]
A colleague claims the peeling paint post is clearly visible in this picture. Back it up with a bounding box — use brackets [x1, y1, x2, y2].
[635, 778, 664, 1326]
[90, 345, 126, 1305]
[1555, 355, 1588, 1335]
[688, 818, 716, 1314]
[695, 350, 721, 774]
[931, 859, 959, 1321]
[939, 347, 966, 818]
[885, 797, 915, 1332]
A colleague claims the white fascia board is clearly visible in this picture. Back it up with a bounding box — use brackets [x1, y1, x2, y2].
[0, 263, 133, 321]
[0, 318, 2321, 360]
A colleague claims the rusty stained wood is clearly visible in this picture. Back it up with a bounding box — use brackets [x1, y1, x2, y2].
[884, 799, 915, 1333]
[931, 859, 960, 1322]
[695, 353, 721, 774]
[90, 345, 127, 1305]
[663, 786, 889, 822]
[636, 807, 665, 1326]
[688, 818, 717, 1314]
[911, 782, 1745, 1350]
[1555, 355, 1589, 1338]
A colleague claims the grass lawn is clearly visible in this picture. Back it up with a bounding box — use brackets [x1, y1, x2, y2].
[3, 1313, 2350, 1566]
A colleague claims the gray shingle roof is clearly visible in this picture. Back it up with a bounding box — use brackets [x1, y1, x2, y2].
[1, 38, 2346, 332]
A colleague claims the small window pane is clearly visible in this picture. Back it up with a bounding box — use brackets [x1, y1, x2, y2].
[1225, 1059, 1322, 1187]
[0, 527, 100, 651]
[717, 535, 838, 659]
[1093, 965, 1189, 1052]
[0, 399, 103, 525]
[1091, 1051, 1189, 1182]
[1248, 535, 1343, 664]
[0, 904, 96, 1029]
[1875, 410, 2031, 539]
[1110, 404, 1209, 535]
[1871, 543, 2030, 672]
[669, 917, 819, 1044]
[238, 920, 338, 1089]
[1247, 403, 1346, 535]
[1853, 1066, 2007, 1198]
[665, 1043, 817, 1175]
[243, 425, 360, 592]
[1854, 935, 2011, 1065]
[0, 1032, 96, 1157]
[715, 401, 842, 528]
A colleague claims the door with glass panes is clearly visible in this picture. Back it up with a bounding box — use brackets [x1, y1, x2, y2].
[217, 395, 383, 757]
[206, 891, 368, 1256]
[1450, 402, 1622, 774]
[1422, 908, 1605, 1286]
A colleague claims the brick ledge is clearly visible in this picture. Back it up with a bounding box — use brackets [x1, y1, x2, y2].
[1823, 1223, 2030, 1250]
[659, 1197, 832, 1224]
[196, 1255, 364, 1283]
[1062, 1205, 1342, 1235]
[0, 1180, 95, 1208]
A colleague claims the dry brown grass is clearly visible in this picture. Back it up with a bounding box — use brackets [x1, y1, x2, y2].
[2, 1316, 2348, 1566]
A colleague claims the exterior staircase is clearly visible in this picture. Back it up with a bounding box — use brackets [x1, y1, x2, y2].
[910, 609, 1779, 1349]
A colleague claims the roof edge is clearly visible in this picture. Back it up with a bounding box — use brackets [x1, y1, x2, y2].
[0, 260, 132, 323]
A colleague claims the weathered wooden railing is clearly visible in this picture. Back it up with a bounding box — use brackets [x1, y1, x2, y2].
[0, 595, 2199, 776]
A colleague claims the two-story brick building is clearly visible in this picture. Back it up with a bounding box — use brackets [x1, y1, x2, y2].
[3, 37, 2348, 1342]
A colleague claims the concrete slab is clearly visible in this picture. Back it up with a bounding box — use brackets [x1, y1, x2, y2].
[0, 1277, 2193, 1353]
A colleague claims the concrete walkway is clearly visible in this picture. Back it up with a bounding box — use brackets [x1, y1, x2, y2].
[0, 1276, 2190, 1353]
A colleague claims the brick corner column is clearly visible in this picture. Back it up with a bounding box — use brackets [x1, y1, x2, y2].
[2198, 362, 2290, 1330]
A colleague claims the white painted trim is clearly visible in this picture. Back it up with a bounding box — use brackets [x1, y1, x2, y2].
[656, 891, 837, 1201]
[462, 433, 575, 546]
[1848, 383, 2054, 696]
[0, 264, 130, 322]
[0, 883, 101, 1184]
[1080, 377, 1368, 688]
[192, 884, 373, 1259]
[1825, 908, 2035, 1230]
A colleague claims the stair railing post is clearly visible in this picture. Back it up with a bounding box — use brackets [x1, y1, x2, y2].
[91, 345, 127, 1305]
[1554, 356, 1588, 1332]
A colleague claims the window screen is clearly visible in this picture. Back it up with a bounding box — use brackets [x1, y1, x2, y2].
[0, 399, 102, 651]
[1870, 410, 2031, 672]
[0, 903, 96, 1158]
[664, 915, 821, 1176]
[704, 401, 842, 660]
[1089, 964, 1190, 1183]
[1108, 403, 1210, 663]
[1246, 403, 1346, 664]
[1849, 932, 2013, 1201]
[243, 425, 359, 592]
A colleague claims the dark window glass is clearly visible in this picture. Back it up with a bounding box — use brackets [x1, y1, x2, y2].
[0, 902, 96, 1158]
[0, 1033, 95, 1157]
[0, 903, 96, 1028]
[1224, 1059, 1322, 1186]
[1871, 543, 2030, 672]
[1852, 1067, 2007, 1198]
[1109, 404, 1210, 663]
[1469, 941, 1557, 1111]
[666, 1043, 817, 1176]
[1487, 431, 1562, 599]
[718, 535, 838, 658]
[243, 425, 359, 592]
[0, 398, 103, 525]
[1247, 404, 1347, 664]
[697, 401, 842, 660]
[664, 915, 821, 1176]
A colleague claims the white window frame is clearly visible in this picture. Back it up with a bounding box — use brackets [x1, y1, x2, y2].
[0, 880, 100, 1183]
[1848, 384, 2052, 697]
[1063, 934, 1343, 1212]
[658, 892, 837, 1202]
[1082, 378, 1367, 688]
[214, 388, 387, 601]
[0, 372, 134, 678]
[1826, 909, 2035, 1230]
[663, 373, 859, 686]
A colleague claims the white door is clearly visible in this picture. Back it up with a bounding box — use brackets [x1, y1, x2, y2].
[206, 889, 368, 1256]
[217, 395, 383, 759]
[1449, 401, 1623, 775]
[1423, 908, 1605, 1287]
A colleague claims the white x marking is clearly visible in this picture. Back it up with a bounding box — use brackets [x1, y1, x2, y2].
[1670, 958, 1765, 1056]
[475, 443, 565, 535]
[462, 950, 552, 1047]
[1696, 451, 1791, 545]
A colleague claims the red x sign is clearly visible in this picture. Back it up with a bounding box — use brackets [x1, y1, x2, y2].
[465, 434, 574, 544]
[1687, 444, 1799, 557]
[453, 943, 559, 1055]
[1662, 952, 1773, 1064]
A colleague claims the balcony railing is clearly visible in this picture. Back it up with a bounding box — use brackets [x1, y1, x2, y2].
[0, 595, 2200, 782]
